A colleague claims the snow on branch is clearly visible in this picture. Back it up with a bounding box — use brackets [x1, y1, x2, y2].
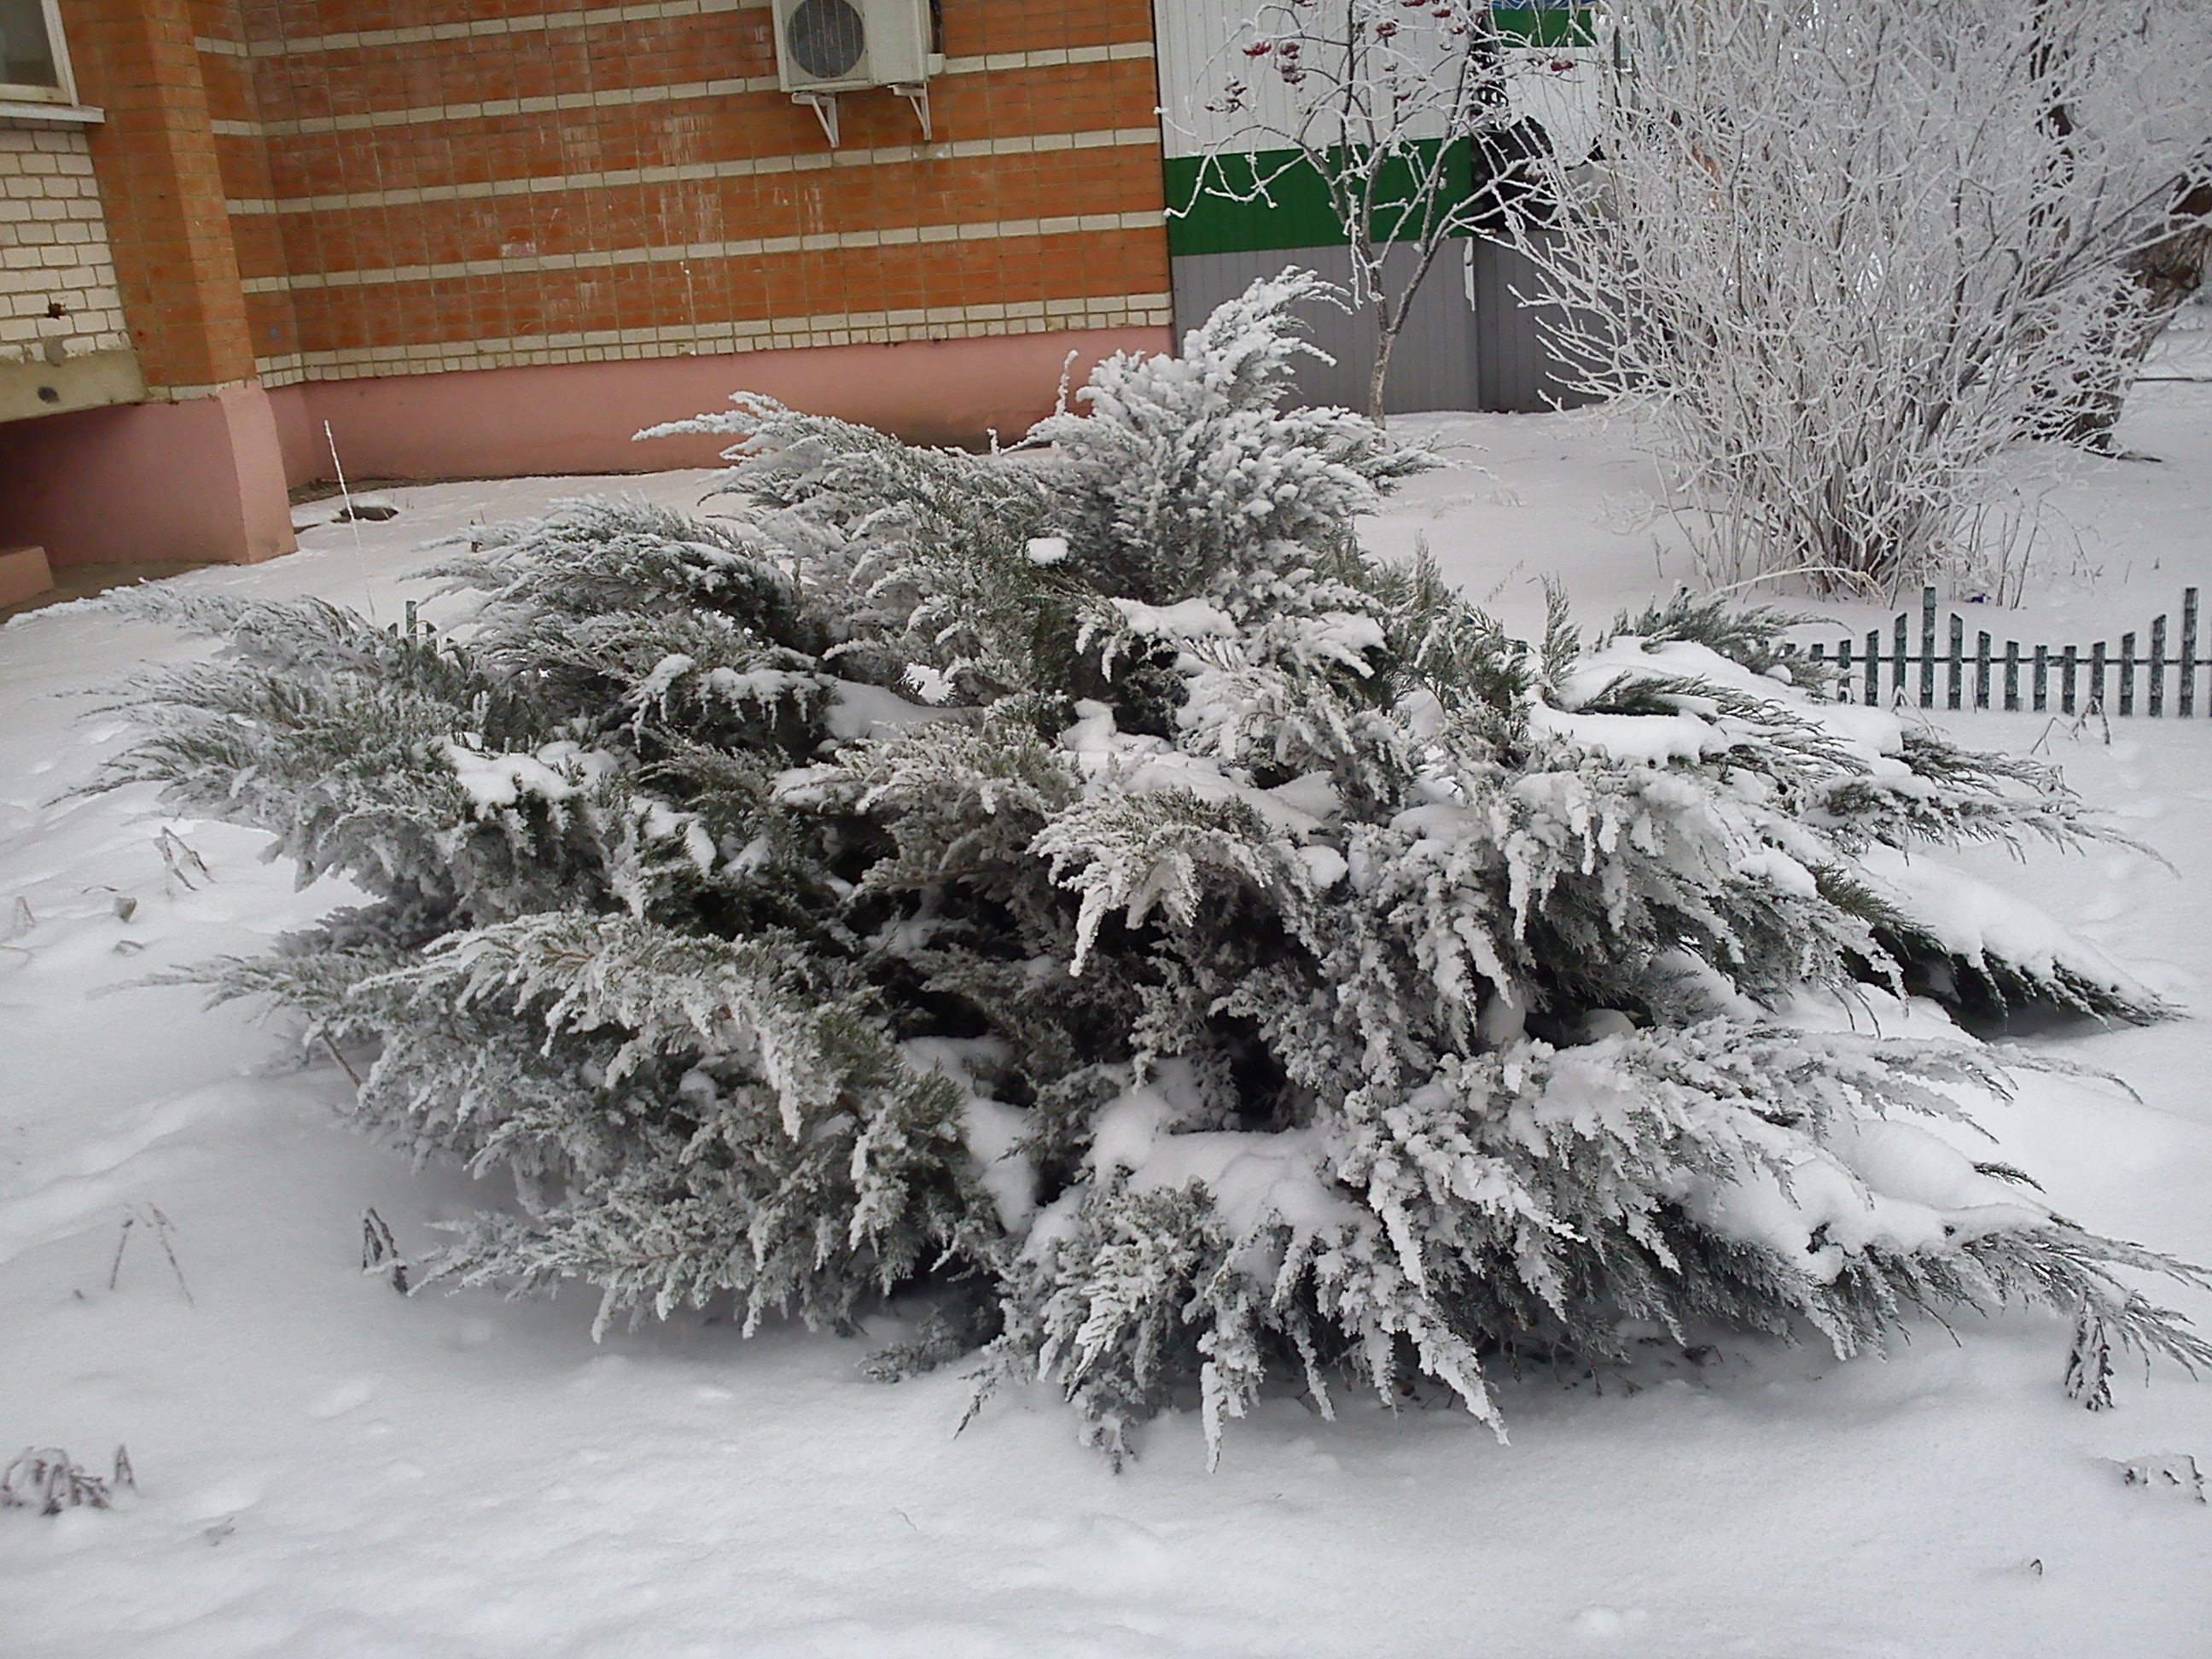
[91, 274, 2207, 1465]
[1511, 0, 2212, 594]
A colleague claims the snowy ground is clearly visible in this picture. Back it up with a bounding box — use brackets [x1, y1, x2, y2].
[4, 387, 2211, 1657]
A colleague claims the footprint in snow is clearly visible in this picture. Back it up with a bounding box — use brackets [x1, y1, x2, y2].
[306, 1377, 381, 1419]
[180, 1474, 262, 1522]
[1020, 1513, 1175, 1596]
[1572, 1606, 1652, 1642]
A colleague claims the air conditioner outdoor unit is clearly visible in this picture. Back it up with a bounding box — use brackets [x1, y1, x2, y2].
[771, 0, 938, 147]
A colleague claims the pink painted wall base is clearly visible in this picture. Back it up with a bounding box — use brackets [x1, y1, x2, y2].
[0, 384, 296, 569]
[271, 325, 1174, 487]
[0, 544, 53, 608]
[0, 326, 1175, 568]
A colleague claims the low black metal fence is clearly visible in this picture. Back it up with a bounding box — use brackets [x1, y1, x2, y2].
[1796, 587, 2205, 717]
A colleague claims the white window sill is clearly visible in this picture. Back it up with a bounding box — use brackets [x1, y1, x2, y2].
[0, 99, 102, 125]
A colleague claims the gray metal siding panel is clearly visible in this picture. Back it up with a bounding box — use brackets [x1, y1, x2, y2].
[1171, 239, 1594, 415]
[1169, 245, 1477, 415]
[1471, 232, 1601, 412]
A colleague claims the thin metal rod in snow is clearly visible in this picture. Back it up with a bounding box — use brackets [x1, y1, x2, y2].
[323, 421, 367, 558]
[1796, 588, 2207, 717]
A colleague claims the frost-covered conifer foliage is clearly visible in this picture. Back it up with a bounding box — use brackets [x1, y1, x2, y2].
[96, 275, 2206, 1464]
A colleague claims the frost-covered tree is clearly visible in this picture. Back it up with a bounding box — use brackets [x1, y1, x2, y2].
[94, 273, 2206, 1464]
[2050, 162, 2212, 451]
[1179, 0, 1522, 422]
[1516, 0, 2212, 593]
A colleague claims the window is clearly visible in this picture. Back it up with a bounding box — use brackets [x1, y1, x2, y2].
[0, 0, 74, 105]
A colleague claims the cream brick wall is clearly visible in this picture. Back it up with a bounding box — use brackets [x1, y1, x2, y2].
[0, 124, 131, 367]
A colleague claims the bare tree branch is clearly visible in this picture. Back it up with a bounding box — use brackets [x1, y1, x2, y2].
[1509, 0, 2212, 595]
[1178, 0, 1559, 422]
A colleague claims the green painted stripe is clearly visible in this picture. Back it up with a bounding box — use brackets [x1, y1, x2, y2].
[1165, 153, 1342, 254]
[1164, 142, 1477, 257]
[1493, 7, 1597, 49]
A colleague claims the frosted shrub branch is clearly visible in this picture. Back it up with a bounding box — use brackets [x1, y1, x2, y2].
[1516, 0, 2212, 593]
[94, 274, 2206, 1465]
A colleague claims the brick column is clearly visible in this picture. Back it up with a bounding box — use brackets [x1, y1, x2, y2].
[68, 0, 255, 394]
[0, 0, 295, 566]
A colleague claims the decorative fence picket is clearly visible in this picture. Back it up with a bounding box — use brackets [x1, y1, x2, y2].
[1796, 587, 2206, 718]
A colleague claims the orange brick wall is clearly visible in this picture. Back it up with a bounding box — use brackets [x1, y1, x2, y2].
[169, 0, 1171, 387]
[72, 0, 263, 394]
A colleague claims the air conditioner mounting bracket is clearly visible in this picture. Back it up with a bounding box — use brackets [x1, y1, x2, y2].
[891, 81, 930, 141]
[795, 90, 839, 147]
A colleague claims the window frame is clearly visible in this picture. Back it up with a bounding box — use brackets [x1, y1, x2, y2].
[0, 0, 79, 108]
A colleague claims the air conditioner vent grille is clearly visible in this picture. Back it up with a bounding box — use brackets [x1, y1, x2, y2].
[787, 0, 866, 80]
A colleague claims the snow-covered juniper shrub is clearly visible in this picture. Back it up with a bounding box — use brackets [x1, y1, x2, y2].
[93, 272, 2207, 1464]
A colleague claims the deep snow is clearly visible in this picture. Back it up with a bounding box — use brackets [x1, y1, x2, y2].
[3, 385, 2211, 1657]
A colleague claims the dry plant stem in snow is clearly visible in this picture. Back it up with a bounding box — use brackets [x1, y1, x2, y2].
[1, 1447, 135, 1516]
[89, 276, 2210, 1466]
[1517, 0, 2212, 595]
